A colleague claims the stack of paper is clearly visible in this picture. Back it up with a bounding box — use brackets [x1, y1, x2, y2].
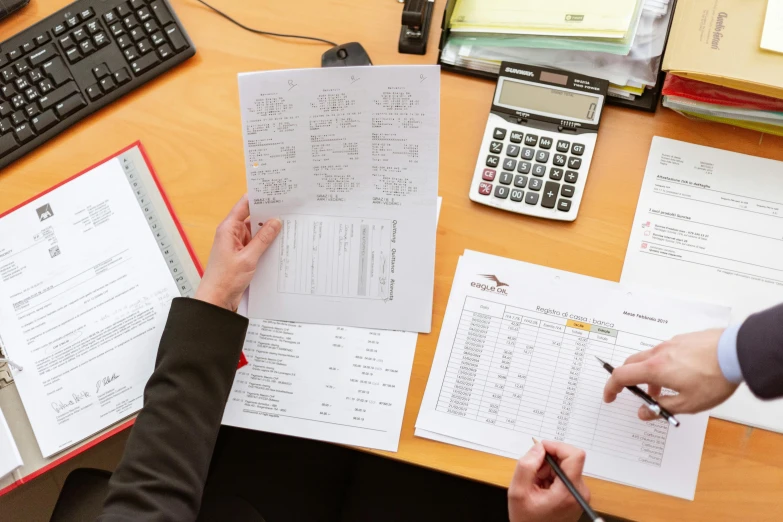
[0, 408, 22, 480]
[441, 0, 672, 101]
[661, 0, 783, 134]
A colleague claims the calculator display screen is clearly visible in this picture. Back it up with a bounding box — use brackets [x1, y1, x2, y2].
[496, 78, 601, 124]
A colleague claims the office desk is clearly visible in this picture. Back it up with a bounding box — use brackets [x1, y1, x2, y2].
[1, 0, 783, 520]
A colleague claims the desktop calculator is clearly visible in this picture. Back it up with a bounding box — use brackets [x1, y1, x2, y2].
[469, 62, 609, 221]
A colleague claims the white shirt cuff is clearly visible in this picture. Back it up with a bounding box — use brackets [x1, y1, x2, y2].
[717, 324, 743, 384]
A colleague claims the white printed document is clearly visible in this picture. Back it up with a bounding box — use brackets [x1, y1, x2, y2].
[222, 198, 442, 451]
[0, 160, 179, 457]
[0, 408, 22, 480]
[621, 137, 783, 433]
[416, 250, 730, 499]
[239, 65, 440, 333]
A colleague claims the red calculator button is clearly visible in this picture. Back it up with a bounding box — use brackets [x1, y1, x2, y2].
[482, 168, 496, 181]
[478, 182, 493, 195]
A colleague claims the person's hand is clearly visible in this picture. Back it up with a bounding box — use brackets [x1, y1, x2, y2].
[508, 441, 589, 522]
[194, 195, 281, 311]
[603, 329, 739, 420]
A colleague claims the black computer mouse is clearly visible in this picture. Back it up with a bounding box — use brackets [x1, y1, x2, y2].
[321, 42, 373, 67]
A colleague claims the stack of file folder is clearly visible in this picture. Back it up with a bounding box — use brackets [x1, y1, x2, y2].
[438, 0, 675, 110]
[661, 0, 783, 136]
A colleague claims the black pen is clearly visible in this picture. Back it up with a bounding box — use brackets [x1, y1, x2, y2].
[532, 437, 604, 522]
[594, 355, 680, 427]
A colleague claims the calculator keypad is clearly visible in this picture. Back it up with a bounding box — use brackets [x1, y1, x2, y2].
[474, 125, 589, 218]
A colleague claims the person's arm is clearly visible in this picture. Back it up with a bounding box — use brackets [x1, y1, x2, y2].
[98, 298, 248, 521]
[99, 195, 281, 521]
[736, 303, 783, 399]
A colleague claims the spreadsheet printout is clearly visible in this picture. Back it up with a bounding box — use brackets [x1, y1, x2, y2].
[416, 251, 730, 499]
[239, 66, 440, 333]
[621, 137, 783, 433]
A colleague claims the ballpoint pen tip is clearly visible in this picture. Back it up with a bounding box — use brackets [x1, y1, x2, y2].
[594, 355, 606, 365]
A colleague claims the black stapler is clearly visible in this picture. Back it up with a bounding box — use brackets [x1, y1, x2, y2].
[399, 0, 433, 55]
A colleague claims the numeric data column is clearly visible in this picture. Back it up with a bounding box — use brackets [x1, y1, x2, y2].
[437, 297, 503, 420]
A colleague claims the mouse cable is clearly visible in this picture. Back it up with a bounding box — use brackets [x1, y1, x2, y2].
[195, 0, 339, 47]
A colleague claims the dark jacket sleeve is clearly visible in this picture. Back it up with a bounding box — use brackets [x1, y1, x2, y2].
[737, 303, 783, 400]
[98, 297, 248, 522]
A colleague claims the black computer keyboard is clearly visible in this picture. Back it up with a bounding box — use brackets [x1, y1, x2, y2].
[0, 0, 195, 169]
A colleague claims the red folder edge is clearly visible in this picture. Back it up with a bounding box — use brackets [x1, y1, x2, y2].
[0, 142, 249, 498]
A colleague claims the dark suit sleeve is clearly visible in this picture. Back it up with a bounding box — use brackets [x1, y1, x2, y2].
[737, 303, 783, 400]
[98, 297, 248, 522]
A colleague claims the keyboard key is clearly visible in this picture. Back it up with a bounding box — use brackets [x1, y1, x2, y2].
[35, 33, 51, 46]
[66, 16, 80, 28]
[492, 127, 506, 140]
[482, 168, 496, 181]
[11, 111, 26, 125]
[524, 134, 538, 146]
[65, 47, 82, 63]
[137, 7, 152, 22]
[478, 182, 492, 196]
[489, 141, 502, 154]
[561, 185, 575, 198]
[164, 24, 187, 51]
[80, 8, 94, 21]
[73, 28, 89, 42]
[571, 143, 584, 155]
[486, 155, 499, 168]
[124, 15, 139, 30]
[14, 63, 30, 76]
[92, 63, 111, 79]
[558, 199, 572, 212]
[549, 168, 563, 181]
[494, 185, 509, 199]
[542, 182, 559, 209]
[556, 140, 570, 152]
[110, 22, 126, 36]
[21, 41, 36, 54]
[553, 154, 566, 167]
[0, 133, 19, 155]
[0, 117, 12, 133]
[42, 57, 72, 85]
[131, 0, 146, 9]
[517, 161, 531, 174]
[104, 11, 118, 24]
[117, 35, 133, 49]
[24, 87, 39, 102]
[502, 158, 516, 171]
[86, 20, 101, 35]
[539, 137, 553, 149]
[79, 40, 96, 55]
[14, 77, 29, 91]
[85, 83, 103, 100]
[113, 68, 132, 85]
[525, 192, 539, 205]
[0, 102, 11, 117]
[567, 157, 582, 170]
[130, 27, 146, 42]
[38, 79, 54, 93]
[498, 172, 513, 185]
[59, 34, 76, 49]
[151, 1, 174, 26]
[94, 32, 111, 48]
[509, 131, 523, 143]
[532, 164, 546, 177]
[99, 75, 117, 93]
[528, 178, 542, 191]
[24, 103, 39, 119]
[506, 144, 520, 157]
[510, 189, 524, 202]
[144, 20, 159, 34]
[117, 5, 132, 17]
[520, 148, 534, 160]
[30, 110, 57, 134]
[124, 47, 139, 61]
[157, 43, 173, 60]
[11, 95, 25, 109]
[28, 69, 44, 83]
[7, 48, 22, 61]
[0, 85, 15, 100]
[14, 123, 35, 143]
[54, 93, 87, 118]
[535, 150, 549, 163]
[53, 23, 68, 36]
[38, 81, 79, 110]
[513, 175, 527, 188]
[1, 68, 15, 82]
[564, 171, 578, 184]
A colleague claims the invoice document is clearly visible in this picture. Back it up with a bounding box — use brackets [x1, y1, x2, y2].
[222, 198, 442, 451]
[621, 137, 783, 433]
[0, 160, 179, 457]
[239, 65, 440, 333]
[0, 408, 22, 480]
[416, 250, 730, 499]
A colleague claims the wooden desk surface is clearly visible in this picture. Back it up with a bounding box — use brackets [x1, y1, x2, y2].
[2, 1, 783, 520]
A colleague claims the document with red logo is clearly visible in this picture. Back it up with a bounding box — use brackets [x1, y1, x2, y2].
[415, 250, 729, 499]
